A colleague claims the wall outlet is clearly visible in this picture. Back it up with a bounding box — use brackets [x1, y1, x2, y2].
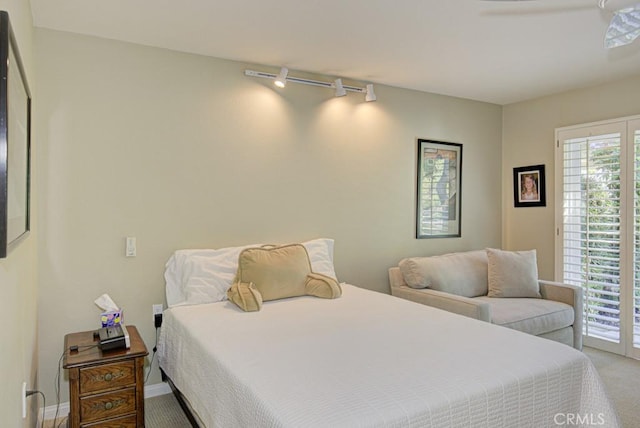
[152, 304, 163, 316]
[22, 382, 26, 419]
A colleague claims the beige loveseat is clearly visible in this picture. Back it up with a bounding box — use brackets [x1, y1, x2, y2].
[388, 249, 583, 350]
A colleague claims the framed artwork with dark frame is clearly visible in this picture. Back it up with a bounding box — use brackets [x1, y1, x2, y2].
[0, 11, 32, 258]
[513, 164, 545, 207]
[416, 139, 462, 239]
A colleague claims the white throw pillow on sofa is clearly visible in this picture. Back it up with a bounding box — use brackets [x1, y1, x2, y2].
[399, 250, 489, 298]
[486, 248, 541, 298]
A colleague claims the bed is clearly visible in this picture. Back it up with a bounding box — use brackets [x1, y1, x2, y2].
[158, 240, 620, 427]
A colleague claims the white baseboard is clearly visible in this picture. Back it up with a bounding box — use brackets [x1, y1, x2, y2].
[41, 382, 172, 421]
[144, 381, 172, 398]
[42, 401, 69, 423]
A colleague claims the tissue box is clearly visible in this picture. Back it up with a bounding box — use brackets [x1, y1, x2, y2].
[101, 309, 124, 327]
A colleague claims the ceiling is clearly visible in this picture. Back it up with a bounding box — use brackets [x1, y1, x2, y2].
[30, 0, 640, 105]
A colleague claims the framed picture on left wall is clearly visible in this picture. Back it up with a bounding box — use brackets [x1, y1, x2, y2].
[513, 164, 546, 207]
[0, 11, 32, 258]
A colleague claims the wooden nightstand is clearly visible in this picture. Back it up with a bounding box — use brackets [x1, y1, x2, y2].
[63, 325, 148, 427]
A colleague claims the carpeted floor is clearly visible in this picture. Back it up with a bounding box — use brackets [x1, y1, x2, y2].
[145, 393, 192, 427]
[45, 346, 640, 427]
[583, 347, 640, 428]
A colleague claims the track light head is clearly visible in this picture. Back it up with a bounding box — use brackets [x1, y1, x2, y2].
[334, 78, 347, 97]
[365, 84, 377, 102]
[274, 67, 288, 88]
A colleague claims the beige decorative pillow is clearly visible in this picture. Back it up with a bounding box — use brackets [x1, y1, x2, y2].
[228, 244, 342, 311]
[227, 282, 262, 312]
[486, 248, 541, 298]
[399, 250, 488, 298]
[305, 273, 342, 299]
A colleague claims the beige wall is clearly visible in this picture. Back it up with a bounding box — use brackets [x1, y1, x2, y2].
[0, 2, 37, 427]
[35, 28, 502, 401]
[502, 75, 640, 279]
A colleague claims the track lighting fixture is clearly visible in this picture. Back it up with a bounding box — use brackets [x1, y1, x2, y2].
[334, 79, 347, 97]
[244, 67, 377, 102]
[365, 84, 376, 102]
[274, 67, 288, 88]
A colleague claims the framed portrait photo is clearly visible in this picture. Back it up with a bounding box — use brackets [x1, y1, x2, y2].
[513, 164, 545, 207]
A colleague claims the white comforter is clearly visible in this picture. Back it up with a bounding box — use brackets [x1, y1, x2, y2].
[158, 284, 619, 427]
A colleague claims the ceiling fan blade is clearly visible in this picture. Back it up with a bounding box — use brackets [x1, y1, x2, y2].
[604, 4, 640, 48]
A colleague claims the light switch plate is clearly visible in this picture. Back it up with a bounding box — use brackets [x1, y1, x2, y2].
[125, 237, 136, 257]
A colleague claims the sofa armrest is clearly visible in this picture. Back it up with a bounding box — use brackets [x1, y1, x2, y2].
[539, 280, 583, 350]
[390, 285, 492, 322]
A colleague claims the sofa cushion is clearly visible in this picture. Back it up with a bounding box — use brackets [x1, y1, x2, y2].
[486, 248, 541, 298]
[399, 251, 488, 298]
[475, 296, 574, 336]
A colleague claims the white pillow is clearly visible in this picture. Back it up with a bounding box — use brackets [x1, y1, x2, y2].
[486, 248, 541, 298]
[164, 238, 337, 307]
[302, 238, 337, 280]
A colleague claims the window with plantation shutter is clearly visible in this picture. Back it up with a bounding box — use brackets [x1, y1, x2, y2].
[562, 132, 622, 343]
[556, 116, 640, 359]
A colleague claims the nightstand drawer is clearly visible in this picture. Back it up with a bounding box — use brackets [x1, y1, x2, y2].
[80, 388, 136, 423]
[80, 361, 135, 394]
[81, 414, 137, 428]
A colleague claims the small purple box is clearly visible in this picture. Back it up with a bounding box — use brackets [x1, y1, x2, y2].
[101, 309, 123, 327]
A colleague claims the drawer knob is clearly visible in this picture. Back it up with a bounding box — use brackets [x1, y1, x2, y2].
[91, 398, 125, 412]
[90, 369, 124, 383]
